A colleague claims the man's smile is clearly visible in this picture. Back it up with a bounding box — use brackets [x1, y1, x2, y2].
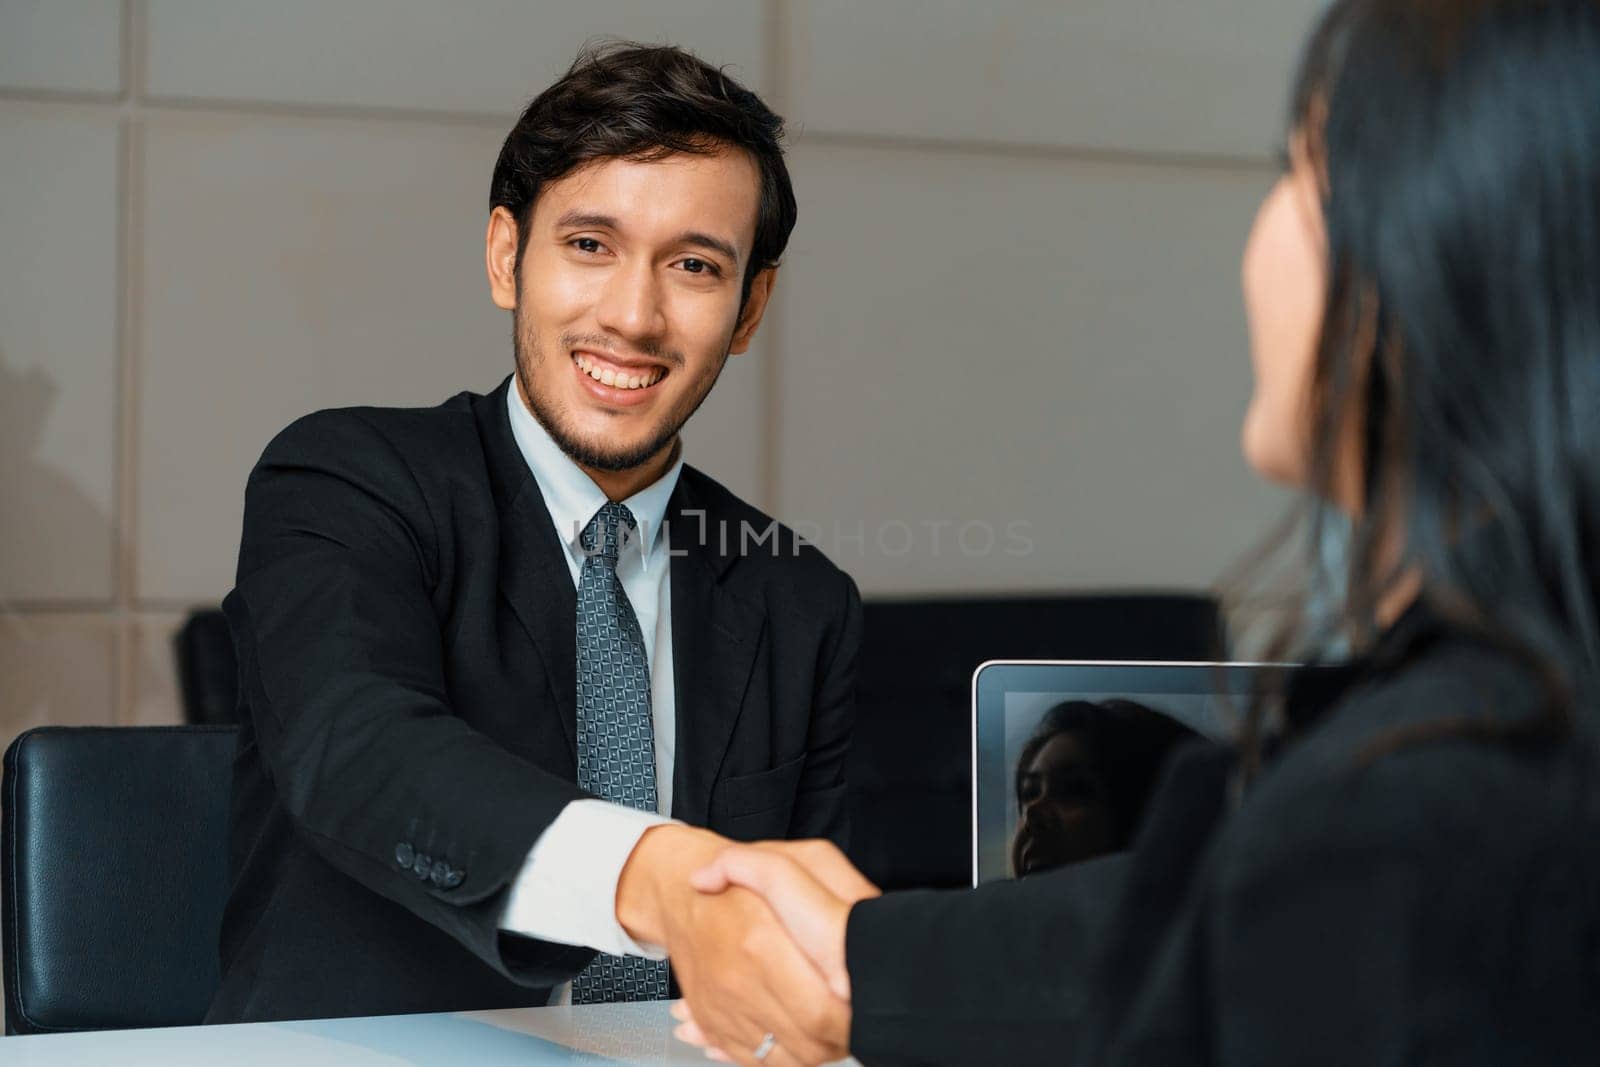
[570, 349, 670, 408]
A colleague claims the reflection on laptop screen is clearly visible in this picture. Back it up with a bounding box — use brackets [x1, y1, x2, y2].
[972, 662, 1266, 885]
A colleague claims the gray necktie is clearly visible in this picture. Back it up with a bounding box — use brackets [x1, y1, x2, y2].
[570, 502, 671, 1004]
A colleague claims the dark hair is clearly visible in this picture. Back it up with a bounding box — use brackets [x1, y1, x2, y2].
[1232, 0, 1600, 769]
[1016, 699, 1199, 847]
[488, 41, 797, 305]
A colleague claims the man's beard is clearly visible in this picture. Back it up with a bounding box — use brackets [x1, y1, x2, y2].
[512, 304, 727, 473]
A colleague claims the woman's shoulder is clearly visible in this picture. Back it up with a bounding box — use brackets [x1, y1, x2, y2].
[1187, 639, 1600, 1056]
[1218, 636, 1599, 889]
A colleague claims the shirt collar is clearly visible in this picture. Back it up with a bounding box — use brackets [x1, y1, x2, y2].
[505, 380, 683, 558]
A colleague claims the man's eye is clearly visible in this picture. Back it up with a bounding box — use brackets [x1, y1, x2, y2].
[572, 238, 602, 254]
[679, 258, 717, 276]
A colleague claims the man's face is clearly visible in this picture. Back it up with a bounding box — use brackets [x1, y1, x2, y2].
[488, 148, 769, 473]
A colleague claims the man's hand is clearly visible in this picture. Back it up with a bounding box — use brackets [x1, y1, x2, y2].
[671, 840, 881, 1063]
[690, 840, 879, 999]
[616, 825, 851, 1066]
[743, 840, 881, 909]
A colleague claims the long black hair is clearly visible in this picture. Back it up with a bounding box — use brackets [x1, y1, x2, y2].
[1232, 0, 1600, 769]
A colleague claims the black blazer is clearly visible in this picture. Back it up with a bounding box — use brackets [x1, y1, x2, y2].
[205, 376, 862, 1024]
[847, 606, 1600, 1065]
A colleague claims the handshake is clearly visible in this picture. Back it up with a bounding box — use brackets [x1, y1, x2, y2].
[614, 825, 881, 1067]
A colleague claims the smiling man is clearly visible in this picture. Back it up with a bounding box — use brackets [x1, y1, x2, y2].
[206, 44, 862, 1035]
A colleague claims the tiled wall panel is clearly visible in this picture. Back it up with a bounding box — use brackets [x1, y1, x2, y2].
[128, 612, 184, 726]
[138, 113, 551, 601]
[0, 109, 120, 602]
[787, 0, 1323, 158]
[0, 615, 117, 750]
[0, 0, 122, 96]
[145, 0, 769, 115]
[774, 143, 1287, 594]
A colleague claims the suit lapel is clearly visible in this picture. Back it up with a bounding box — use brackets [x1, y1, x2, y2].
[669, 475, 767, 826]
[476, 378, 578, 759]
[499, 486, 578, 758]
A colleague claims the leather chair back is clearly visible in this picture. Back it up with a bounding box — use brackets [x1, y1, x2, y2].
[2, 726, 236, 1034]
[175, 610, 239, 726]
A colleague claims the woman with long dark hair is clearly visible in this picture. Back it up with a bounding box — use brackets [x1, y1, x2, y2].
[1008, 699, 1200, 877]
[674, 2, 1600, 1064]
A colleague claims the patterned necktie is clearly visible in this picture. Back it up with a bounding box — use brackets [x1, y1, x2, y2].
[571, 502, 671, 1004]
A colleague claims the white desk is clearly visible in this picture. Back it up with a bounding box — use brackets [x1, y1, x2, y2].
[2, 1002, 859, 1066]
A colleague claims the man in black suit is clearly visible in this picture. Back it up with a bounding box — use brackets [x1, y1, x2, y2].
[206, 43, 861, 1035]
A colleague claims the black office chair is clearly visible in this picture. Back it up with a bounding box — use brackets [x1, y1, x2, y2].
[1, 726, 236, 1034]
[174, 609, 239, 726]
[845, 594, 1224, 890]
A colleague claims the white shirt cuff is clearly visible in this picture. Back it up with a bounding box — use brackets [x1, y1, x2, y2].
[498, 799, 673, 959]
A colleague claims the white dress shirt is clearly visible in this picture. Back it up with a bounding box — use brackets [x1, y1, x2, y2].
[498, 384, 679, 994]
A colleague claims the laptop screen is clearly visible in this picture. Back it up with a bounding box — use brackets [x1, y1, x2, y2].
[971, 661, 1271, 885]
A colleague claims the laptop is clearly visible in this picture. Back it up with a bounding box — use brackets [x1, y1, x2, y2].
[970, 660, 1272, 886]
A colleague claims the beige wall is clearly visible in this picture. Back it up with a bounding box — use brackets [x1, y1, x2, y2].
[0, 0, 1317, 743]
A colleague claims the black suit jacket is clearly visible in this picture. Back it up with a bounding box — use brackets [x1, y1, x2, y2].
[847, 606, 1600, 1065]
[205, 376, 862, 1024]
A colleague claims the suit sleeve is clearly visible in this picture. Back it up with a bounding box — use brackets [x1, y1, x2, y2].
[845, 853, 1128, 1067]
[1199, 814, 1418, 1065]
[1072, 792, 1421, 1065]
[784, 570, 864, 848]
[1084, 748, 1537, 1064]
[224, 410, 594, 986]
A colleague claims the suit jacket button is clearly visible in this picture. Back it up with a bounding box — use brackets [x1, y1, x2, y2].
[413, 854, 433, 879]
[429, 860, 451, 887]
[394, 842, 415, 869]
[443, 868, 464, 889]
